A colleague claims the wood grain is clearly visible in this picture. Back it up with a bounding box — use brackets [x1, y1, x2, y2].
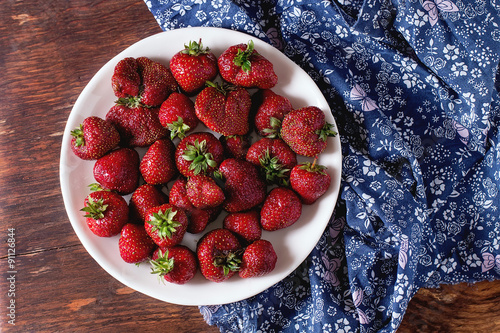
[0, 0, 499, 332]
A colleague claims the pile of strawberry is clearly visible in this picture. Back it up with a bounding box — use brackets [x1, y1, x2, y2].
[71, 39, 337, 285]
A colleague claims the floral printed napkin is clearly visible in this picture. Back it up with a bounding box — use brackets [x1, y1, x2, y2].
[144, 0, 500, 331]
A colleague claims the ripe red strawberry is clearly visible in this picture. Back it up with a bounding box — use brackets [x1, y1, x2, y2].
[253, 89, 293, 138]
[140, 138, 177, 185]
[197, 228, 242, 282]
[118, 223, 156, 264]
[144, 203, 188, 248]
[111, 57, 141, 99]
[93, 147, 140, 195]
[280, 106, 337, 157]
[150, 246, 198, 285]
[112, 57, 177, 108]
[175, 132, 224, 177]
[186, 175, 225, 209]
[129, 184, 168, 223]
[195, 81, 251, 136]
[239, 239, 277, 278]
[70, 116, 120, 160]
[290, 161, 331, 205]
[223, 210, 261, 244]
[260, 187, 302, 231]
[136, 57, 178, 107]
[217, 158, 267, 212]
[218, 40, 278, 89]
[106, 104, 167, 147]
[170, 39, 218, 94]
[246, 137, 297, 185]
[158, 92, 199, 140]
[219, 135, 250, 159]
[169, 178, 220, 234]
[82, 189, 129, 237]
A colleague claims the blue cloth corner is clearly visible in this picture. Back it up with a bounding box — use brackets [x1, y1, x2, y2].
[144, 0, 500, 331]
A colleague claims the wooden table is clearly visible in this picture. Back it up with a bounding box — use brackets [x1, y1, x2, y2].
[1, 0, 499, 331]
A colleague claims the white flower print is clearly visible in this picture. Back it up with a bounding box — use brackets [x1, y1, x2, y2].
[362, 159, 380, 177]
[334, 317, 352, 333]
[440, 257, 457, 274]
[430, 178, 446, 195]
[443, 44, 459, 60]
[451, 62, 468, 76]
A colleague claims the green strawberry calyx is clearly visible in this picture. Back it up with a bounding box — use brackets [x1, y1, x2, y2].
[233, 40, 255, 73]
[147, 208, 181, 240]
[213, 250, 243, 276]
[316, 122, 338, 141]
[205, 81, 238, 96]
[261, 117, 282, 138]
[299, 161, 327, 175]
[81, 196, 108, 220]
[181, 39, 210, 56]
[115, 95, 144, 109]
[168, 116, 191, 140]
[182, 139, 218, 175]
[71, 124, 85, 146]
[150, 249, 174, 282]
[259, 148, 290, 186]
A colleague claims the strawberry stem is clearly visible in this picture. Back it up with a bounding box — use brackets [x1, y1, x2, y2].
[168, 116, 191, 140]
[213, 250, 242, 275]
[181, 39, 209, 56]
[71, 124, 85, 146]
[258, 148, 290, 185]
[233, 40, 255, 73]
[182, 139, 217, 175]
[316, 122, 337, 141]
[150, 249, 174, 282]
[81, 196, 108, 219]
[147, 208, 181, 239]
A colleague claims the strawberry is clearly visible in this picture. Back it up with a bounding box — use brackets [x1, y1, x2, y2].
[158, 92, 199, 140]
[175, 132, 224, 177]
[223, 210, 261, 244]
[290, 161, 331, 205]
[217, 158, 267, 213]
[260, 187, 302, 231]
[118, 223, 156, 264]
[111, 57, 141, 99]
[70, 116, 120, 160]
[169, 178, 220, 234]
[136, 57, 178, 107]
[106, 104, 167, 147]
[170, 39, 218, 94]
[217, 40, 278, 89]
[219, 135, 250, 159]
[246, 137, 297, 185]
[140, 138, 177, 185]
[150, 246, 198, 285]
[195, 81, 251, 136]
[197, 228, 242, 282]
[129, 184, 168, 223]
[93, 147, 140, 195]
[186, 175, 225, 209]
[144, 203, 188, 248]
[239, 239, 277, 278]
[253, 89, 293, 138]
[113, 57, 177, 108]
[280, 106, 337, 157]
[82, 189, 129, 237]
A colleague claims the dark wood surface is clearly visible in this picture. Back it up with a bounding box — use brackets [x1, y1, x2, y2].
[0, 0, 498, 332]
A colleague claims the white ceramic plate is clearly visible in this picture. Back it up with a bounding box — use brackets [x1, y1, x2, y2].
[60, 27, 342, 306]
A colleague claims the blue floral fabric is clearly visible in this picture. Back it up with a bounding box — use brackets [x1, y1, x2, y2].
[144, 0, 500, 331]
